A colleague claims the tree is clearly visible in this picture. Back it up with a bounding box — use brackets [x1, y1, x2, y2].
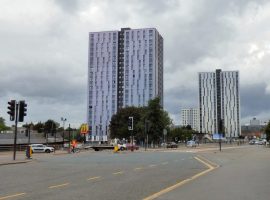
[109, 97, 172, 145]
[0, 117, 10, 132]
[110, 106, 146, 141]
[264, 121, 270, 142]
[33, 122, 44, 133]
[44, 120, 59, 136]
[146, 97, 171, 145]
[168, 127, 193, 142]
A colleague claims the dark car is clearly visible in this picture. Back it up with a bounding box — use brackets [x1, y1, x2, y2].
[166, 142, 178, 148]
[126, 143, 139, 150]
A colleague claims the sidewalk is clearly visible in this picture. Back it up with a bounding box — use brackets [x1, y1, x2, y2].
[0, 151, 32, 166]
[152, 146, 270, 200]
[141, 143, 248, 152]
[0, 149, 70, 166]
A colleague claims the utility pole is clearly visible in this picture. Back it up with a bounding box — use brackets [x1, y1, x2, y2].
[68, 124, 71, 153]
[144, 119, 147, 151]
[53, 122, 56, 145]
[61, 117, 67, 148]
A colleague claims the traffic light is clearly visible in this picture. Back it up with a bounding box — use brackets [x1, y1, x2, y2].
[128, 116, 133, 131]
[7, 100, 16, 121]
[18, 100, 27, 122]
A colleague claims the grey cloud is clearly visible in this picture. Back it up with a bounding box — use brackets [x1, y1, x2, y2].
[54, 0, 80, 14]
[165, 87, 198, 114]
[240, 83, 270, 118]
[1, 0, 270, 126]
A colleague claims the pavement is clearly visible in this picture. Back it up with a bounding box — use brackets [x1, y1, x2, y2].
[0, 150, 70, 165]
[151, 145, 270, 200]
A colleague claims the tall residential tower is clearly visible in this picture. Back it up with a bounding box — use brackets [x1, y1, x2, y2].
[87, 28, 163, 141]
[198, 69, 240, 138]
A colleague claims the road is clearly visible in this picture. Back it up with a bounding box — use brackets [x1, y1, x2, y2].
[0, 150, 206, 200]
[0, 145, 269, 200]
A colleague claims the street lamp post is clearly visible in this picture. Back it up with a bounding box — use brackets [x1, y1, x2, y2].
[61, 117, 67, 148]
[144, 120, 149, 151]
[68, 124, 71, 153]
[99, 124, 102, 144]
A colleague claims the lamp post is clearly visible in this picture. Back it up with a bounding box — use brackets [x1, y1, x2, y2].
[68, 124, 71, 153]
[144, 120, 149, 151]
[61, 117, 67, 148]
[99, 124, 102, 144]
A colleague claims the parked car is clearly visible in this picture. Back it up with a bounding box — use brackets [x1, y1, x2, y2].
[30, 144, 54, 153]
[166, 142, 178, 148]
[126, 143, 139, 150]
[186, 140, 197, 147]
[258, 139, 267, 145]
[249, 139, 259, 145]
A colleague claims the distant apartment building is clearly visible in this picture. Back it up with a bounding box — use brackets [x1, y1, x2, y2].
[198, 69, 241, 137]
[87, 28, 163, 141]
[241, 117, 265, 138]
[250, 117, 260, 126]
[181, 108, 199, 131]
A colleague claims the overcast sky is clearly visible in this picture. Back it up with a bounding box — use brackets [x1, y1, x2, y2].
[1, 0, 270, 127]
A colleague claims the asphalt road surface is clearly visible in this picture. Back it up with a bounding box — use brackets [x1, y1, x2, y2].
[0, 146, 269, 200]
[0, 150, 205, 200]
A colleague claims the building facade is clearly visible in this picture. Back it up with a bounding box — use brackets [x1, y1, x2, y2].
[181, 108, 199, 131]
[250, 117, 260, 126]
[199, 69, 241, 138]
[87, 28, 163, 141]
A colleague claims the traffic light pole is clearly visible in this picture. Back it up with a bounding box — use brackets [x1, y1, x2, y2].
[131, 130, 134, 152]
[13, 103, 19, 160]
[28, 126, 31, 145]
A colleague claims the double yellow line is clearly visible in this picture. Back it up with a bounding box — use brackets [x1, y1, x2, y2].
[143, 156, 219, 200]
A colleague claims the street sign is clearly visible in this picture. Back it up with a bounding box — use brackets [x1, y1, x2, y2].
[80, 124, 89, 134]
[163, 129, 167, 136]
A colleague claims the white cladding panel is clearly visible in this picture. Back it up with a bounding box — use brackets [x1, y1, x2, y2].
[88, 31, 119, 141]
[123, 28, 160, 107]
[221, 71, 241, 137]
[199, 72, 217, 134]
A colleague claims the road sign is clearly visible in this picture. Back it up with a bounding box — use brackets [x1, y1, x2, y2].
[80, 124, 89, 134]
[163, 129, 167, 136]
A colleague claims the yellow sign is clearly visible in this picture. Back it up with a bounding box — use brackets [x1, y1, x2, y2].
[80, 124, 89, 134]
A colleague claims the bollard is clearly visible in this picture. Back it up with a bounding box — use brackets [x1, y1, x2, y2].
[26, 145, 32, 159]
[114, 145, 119, 153]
